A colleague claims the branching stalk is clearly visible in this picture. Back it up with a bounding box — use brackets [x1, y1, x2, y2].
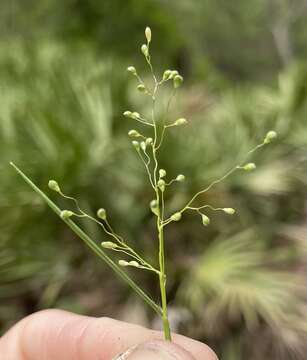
[10, 27, 278, 344]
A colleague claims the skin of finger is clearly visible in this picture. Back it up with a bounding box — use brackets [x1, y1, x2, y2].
[0, 309, 218, 360]
[117, 340, 197, 360]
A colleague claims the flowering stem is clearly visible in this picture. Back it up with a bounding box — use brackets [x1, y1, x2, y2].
[149, 66, 172, 339]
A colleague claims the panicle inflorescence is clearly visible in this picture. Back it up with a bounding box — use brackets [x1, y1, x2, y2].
[11, 26, 278, 344]
[43, 26, 278, 342]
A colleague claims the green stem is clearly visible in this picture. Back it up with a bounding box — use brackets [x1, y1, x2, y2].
[142, 51, 171, 340]
[10, 162, 162, 317]
[155, 185, 171, 341]
[158, 222, 172, 340]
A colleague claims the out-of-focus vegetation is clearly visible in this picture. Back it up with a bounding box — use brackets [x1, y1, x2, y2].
[1, 1, 307, 359]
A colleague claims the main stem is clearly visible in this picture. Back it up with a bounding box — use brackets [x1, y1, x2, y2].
[156, 187, 171, 341]
[158, 223, 172, 340]
[150, 64, 171, 340]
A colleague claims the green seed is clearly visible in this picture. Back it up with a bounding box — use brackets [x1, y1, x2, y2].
[158, 179, 165, 192]
[128, 129, 140, 138]
[174, 118, 187, 126]
[123, 111, 132, 117]
[243, 163, 256, 171]
[171, 212, 182, 222]
[132, 141, 140, 151]
[119, 260, 129, 267]
[163, 70, 172, 80]
[48, 180, 60, 192]
[137, 84, 146, 92]
[176, 174, 185, 182]
[101, 241, 117, 249]
[222, 208, 236, 215]
[173, 74, 183, 88]
[264, 130, 277, 144]
[129, 261, 140, 268]
[60, 210, 73, 220]
[127, 66, 136, 75]
[145, 137, 153, 146]
[159, 169, 166, 178]
[97, 208, 107, 220]
[141, 44, 148, 57]
[145, 27, 152, 43]
[201, 214, 210, 226]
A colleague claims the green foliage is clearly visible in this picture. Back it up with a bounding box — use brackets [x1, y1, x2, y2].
[0, 40, 123, 331]
[4, 0, 307, 84]
[1, 8, 307, 358]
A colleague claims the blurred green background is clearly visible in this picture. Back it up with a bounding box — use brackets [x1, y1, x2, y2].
[1, 1, 307, 359]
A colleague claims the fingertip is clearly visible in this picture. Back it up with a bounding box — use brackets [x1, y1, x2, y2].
[115, 340, 196, 360]
[0, 309, 218, 360]
[172, 334, 218, 360]
[115, 339, 217, 360]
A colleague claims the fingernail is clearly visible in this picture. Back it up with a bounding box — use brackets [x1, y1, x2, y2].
[113, 340, 195, 360]
[112, 346, 136, 360]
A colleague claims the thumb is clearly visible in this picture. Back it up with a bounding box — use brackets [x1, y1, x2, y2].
[114, 340, 197, 360]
